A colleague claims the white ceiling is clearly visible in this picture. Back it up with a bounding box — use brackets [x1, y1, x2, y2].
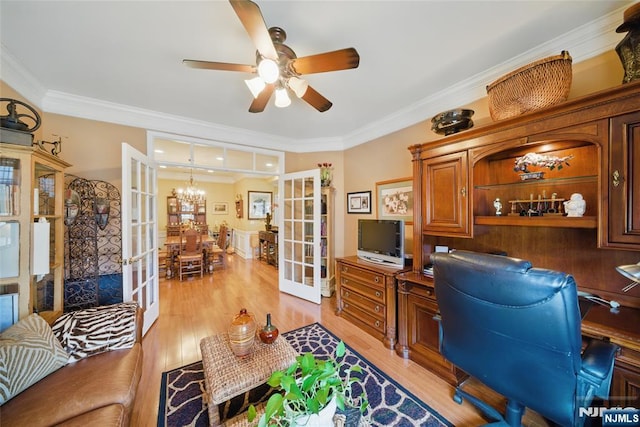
[0, 1, 633, 154]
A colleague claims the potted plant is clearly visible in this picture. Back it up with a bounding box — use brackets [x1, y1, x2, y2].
[247, 341, 368, 426]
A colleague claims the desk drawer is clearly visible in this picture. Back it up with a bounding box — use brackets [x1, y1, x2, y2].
[339, 264, 385, 288]
[342, 301, 386, 335]
[339, 276, 384, 303]
[341, 287, 384, 321]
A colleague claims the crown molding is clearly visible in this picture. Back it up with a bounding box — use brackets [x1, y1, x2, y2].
[0, 43, 47, 107]
[340, 8, 625, 150]
[1, 7, 625, 153]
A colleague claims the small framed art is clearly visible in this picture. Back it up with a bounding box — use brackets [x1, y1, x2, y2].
[347, 191, 371, 214]
[212, 202, 229, 215]
[248, 191, 272, 220]
[376, 177, 413, 224]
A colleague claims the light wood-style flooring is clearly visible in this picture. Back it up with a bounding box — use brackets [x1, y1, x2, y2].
[130, 254, 547, 426]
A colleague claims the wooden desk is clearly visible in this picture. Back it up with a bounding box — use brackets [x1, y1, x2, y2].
[164, 235, 217, 277]
[581, 303, 640, 405]
[396, 272, 640, 403]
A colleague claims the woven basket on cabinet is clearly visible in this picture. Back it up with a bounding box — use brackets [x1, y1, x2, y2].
[486, 51, 573, 121]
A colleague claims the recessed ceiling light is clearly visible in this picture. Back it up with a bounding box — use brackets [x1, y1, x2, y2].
[207, 170, 214, 173]
[266, 163, 273, 167]
[159, 165, 167, 168]
[216, 156, 224, 161]
[154, 149, 164, 154]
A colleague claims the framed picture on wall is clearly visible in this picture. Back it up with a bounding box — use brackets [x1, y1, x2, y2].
[376, 177, 413, 224]
[212, 202, 228, 215]
[248, 191, 272, 220]
[347, 191, 371, 214]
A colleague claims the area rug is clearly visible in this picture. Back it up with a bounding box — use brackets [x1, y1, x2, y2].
[158, 322, 452, 426]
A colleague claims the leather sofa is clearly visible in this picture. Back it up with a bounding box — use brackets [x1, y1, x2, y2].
[2, 307, 143, 427]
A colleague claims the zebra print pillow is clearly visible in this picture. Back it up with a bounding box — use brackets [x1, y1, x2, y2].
[0, 314, 69, 404]
[52, 302, 138, 363]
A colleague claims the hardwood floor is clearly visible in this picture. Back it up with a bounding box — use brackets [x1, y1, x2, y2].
[130, 254, 547, 427]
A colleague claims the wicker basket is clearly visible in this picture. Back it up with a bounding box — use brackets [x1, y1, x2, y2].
[486, 51, 572, 121]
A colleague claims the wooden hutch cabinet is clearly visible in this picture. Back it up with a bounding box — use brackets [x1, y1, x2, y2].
[604, 111, 640, 250]
[166, 194, 207, 235]
[400, 81, 640, 398]
[421, 151, 470, 238]
[0, 143, 70, 326]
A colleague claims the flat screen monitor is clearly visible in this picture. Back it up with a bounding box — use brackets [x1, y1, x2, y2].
[357, 219, 404, 268]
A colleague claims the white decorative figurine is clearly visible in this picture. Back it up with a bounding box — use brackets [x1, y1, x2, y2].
[493, 198, 502, 216]
[564, 193, 586, 217]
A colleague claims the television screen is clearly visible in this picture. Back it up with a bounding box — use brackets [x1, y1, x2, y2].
[357, 219, 404, 267]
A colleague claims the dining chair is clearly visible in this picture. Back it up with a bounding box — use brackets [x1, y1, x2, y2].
[211, 225, 228, 269]
[177, 227, 204, 280]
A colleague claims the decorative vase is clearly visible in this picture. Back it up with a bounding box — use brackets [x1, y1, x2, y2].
[318, 163, 332, 187]
[258, 313, 279, 344]
[228, 308, 256, 357]
[293, 395, 337, 427]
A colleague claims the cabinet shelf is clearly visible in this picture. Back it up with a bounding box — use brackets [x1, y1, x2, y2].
[474, 215, 597, 228]
[474, 175, 597, 190]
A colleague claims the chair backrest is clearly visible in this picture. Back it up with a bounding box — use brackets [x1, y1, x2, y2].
[180, 227, 201, 255]
[217, 225, 228, 249]
[431, 250, 582, 426]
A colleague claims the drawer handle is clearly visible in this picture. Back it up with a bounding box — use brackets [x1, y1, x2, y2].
[375, 291, 382, 298]
[374, 320, 381, 327]
[426, 289, 433, 296]
[344, 291, 350, 298]
[343, 279, 348, 285]
[375, 305, 381, 312]
[344, 303, 349, 309]
[342, 266, 349, 273]
[613, 170, 621, 187]
[374, 276, 380, 283]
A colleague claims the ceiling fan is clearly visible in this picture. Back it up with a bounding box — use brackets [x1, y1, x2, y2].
[183, 0, 360, 113]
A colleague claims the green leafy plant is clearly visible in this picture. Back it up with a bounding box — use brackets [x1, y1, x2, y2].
[248, 341, 368, 426]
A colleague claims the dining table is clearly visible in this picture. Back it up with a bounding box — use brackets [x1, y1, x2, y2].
[164, 235, 217, 277]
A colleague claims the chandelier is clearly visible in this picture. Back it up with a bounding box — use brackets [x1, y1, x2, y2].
[175, 169, 205, 204]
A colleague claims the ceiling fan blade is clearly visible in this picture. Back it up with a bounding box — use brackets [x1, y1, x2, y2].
[301, 86, 332, 112]
[249, 84, 275, 113]
[289, 48, 360, 75]
[183, 60, 255, 73]
[229, 0, 278, 61]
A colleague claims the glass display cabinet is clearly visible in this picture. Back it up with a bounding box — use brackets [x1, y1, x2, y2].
[0, 143, 70, 326]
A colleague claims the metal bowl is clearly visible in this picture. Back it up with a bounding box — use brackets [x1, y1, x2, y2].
[431, 109, 474, 136]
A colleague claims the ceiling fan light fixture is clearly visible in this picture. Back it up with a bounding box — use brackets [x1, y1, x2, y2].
[245, 77, 266, 98]
[288, 76, 309, 98]
[274, 87, 291, 108]
[257, 58, 279, 84]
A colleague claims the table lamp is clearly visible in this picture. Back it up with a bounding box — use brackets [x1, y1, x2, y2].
[616, 262, 640, 292]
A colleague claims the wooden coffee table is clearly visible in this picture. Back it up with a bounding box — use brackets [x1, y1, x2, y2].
[199, 332, 298, 426]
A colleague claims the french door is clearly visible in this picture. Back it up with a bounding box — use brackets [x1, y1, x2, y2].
[278, 169, 322, 304]
[121, 143, 159, 335]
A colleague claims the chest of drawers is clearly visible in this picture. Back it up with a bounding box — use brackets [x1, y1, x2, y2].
[335, 256, 408, 349]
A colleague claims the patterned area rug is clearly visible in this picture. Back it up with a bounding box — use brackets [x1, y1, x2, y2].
[158, 323, 452, 426]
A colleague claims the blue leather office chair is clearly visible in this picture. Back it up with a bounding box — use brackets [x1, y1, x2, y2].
[431, 250, 618, 427]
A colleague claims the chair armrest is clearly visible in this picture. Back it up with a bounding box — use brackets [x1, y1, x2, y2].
[578, 339, 619, 401]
